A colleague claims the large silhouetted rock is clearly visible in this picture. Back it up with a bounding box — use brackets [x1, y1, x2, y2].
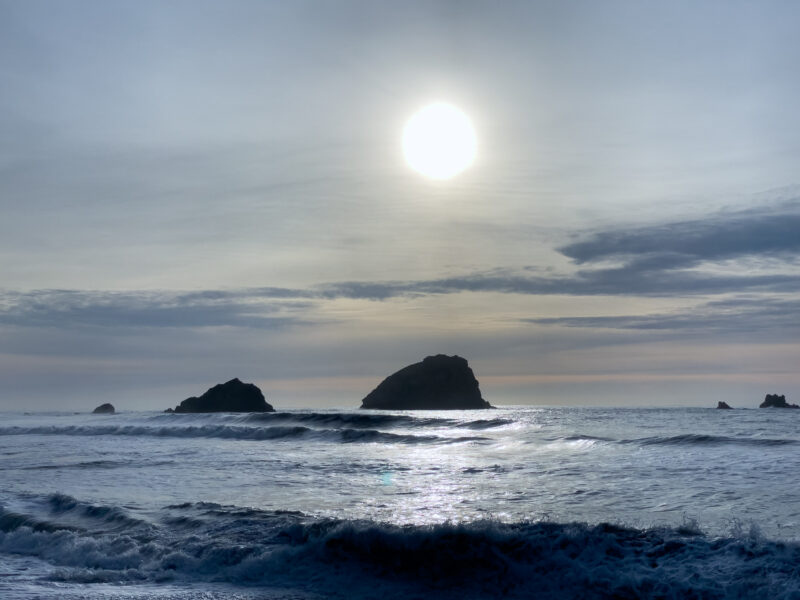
[759, 394, 799, 409]
[170, 378, 274, 413]
[92, 403, 115, 414]
[716, 401, 733, 410]
[361, 355, 491, 410]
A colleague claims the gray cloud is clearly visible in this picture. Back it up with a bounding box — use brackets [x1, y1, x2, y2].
[526, 296, 800, 336]
[559, 203, 800, 266]
[0, 289, 313, 330]
[314, 268, 800, 302]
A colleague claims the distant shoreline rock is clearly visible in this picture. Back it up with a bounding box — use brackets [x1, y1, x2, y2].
[716, 401, 733, 410]
[361, 354, 492, 410]
[759, 394, 799, 409]
[167, 378, 274, 413]
[92, 403, 115, 414]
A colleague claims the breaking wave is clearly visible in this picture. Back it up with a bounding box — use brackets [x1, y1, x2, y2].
[0, 424, 486, 445]
[137, 410, 512, 430]
[241, 411, 511, 430]
[1, 495, 798, 599]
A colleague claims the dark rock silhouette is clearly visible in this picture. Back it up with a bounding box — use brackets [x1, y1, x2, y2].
[716, 401, 733, 410]
[361, 354, 491, 410]
[92, 403, 115, 414]
[169, 378, 274, 413]
[759, 394, 799, 409]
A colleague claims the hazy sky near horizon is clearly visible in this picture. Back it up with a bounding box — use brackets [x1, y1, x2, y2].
[2, 0, 799, 410]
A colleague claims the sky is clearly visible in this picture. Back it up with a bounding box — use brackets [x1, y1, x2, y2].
[1, 0, 799, 410]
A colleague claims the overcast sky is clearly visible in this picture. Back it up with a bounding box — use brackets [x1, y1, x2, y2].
[2, 0, 799, 410]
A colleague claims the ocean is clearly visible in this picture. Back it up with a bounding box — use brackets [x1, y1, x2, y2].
[1, 407, 799, 599]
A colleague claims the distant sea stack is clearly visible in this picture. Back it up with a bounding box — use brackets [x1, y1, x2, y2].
[361, 354, 492, 410]
[168, 378, 274, 413]
[716, 401, 733, 410]
[92, 403, 115, 414]
[759, 394, 799, 409]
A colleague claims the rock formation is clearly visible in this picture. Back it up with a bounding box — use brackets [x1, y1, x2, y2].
[169, 378, 274, 413]
[361, 354, 491, 410]
[716, 401, 733, 410]
[759, 394, 799, 409]
[92, 403, 115, 414]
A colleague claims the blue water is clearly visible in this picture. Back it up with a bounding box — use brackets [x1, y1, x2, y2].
[1, 407, 799, 598]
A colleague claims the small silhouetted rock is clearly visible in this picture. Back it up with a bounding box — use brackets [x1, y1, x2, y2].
[170, 378, 274, 413]
[92, 403, 115, 414]
[361, 354, 492, 410]
[716, 401, 733, 410]
[759, 394, 799, 409]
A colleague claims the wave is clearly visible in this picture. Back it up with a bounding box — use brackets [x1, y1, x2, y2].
[45, 493, 153, 532]
[562, 434, 615, 442]
[629, 434, 799, 447]
[0, 424, 486, 445]
[1, 496, 799, 599]
[550, 433, 799, 448]
[0, 509, 78, 534]
[20, 459, 176, 471]
[140, 410, 512, 430]
[244, 412, 513, 430]
[1, 493, 150, 536]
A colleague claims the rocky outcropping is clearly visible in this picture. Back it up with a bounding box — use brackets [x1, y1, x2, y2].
[716, 401, 733, 410]
[168, 378, 274, 413]
[759, 394, 799, 409]
[361, 354, 491, 410]
[92, 403, 115, 414]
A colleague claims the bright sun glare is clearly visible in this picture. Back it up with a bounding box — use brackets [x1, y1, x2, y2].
[403, 102, 477, 180]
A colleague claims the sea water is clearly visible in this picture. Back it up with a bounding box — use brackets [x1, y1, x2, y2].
[1, 407, 799, 598]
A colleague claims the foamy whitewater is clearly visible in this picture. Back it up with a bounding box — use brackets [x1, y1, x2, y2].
[2, 407, 799, 598]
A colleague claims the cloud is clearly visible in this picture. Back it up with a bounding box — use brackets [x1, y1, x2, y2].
[314, 268, 800, 301]
[0, 289, 314, 330]
[315, 201, 800, 299]
[559, 202, 800, 266]
[525, 296, 800, 336]
[3, 202, 800, 334]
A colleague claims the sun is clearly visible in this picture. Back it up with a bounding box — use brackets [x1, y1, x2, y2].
[402, 102, 477, 180]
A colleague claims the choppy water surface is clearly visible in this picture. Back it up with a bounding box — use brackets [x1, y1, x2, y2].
[1, 407, 799, 598]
